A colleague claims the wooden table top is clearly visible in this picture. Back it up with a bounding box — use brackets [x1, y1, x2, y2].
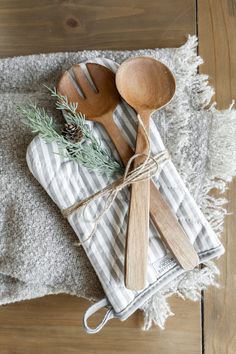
[0, 1, 235, 354]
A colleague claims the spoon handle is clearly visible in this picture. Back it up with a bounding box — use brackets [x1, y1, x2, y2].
[101, 112, 199, 280]
[125, 112, 150, 290]
[99, 112, 133, 165]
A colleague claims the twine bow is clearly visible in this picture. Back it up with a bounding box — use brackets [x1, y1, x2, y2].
[61, 115, 170, 245]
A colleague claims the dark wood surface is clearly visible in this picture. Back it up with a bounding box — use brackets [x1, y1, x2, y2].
[0, 0, 195, 57]
[0, 1, 235, 353]
[198, 0, 236, 353]
[0, 296, 201, 354]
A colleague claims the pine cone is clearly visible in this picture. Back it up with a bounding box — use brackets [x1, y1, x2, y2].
[62, 123, 83, 143]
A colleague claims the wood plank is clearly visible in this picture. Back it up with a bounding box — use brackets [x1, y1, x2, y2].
[0, 0, 196, 57]
[0, 295, 201, 354]
[0, 1, 201, 353]
[198, 0, 236, 353]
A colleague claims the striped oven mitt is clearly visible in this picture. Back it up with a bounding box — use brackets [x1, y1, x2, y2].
[26, 58, 224, 333]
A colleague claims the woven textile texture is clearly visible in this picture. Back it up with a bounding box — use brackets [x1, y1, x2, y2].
[0, 36, 235, 328]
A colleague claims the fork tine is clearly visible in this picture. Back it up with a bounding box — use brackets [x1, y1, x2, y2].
[57, 71, 85, 103]
[72, 64, 97, 97]
[81, 63, 98, 93]
[68, 68, 86, 99]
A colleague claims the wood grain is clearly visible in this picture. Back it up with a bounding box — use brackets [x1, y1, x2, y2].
[0, 1, 202, 353]
[0, 0, 196, 57]
[124, 110, 150, 290]
[198, 0, 236, 353]
[0, 295, 201, 354]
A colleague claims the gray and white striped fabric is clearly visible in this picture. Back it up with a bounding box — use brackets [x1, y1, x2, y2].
[26, 58, 224, 323]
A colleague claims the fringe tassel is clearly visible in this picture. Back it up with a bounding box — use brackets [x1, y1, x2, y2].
[140, 36, 236, 330]
[141, 262, 220, 330]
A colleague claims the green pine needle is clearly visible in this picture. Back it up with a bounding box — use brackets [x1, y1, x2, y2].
[18, 88, 124, 176]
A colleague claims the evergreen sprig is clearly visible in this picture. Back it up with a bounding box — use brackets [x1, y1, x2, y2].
[19, 88, 124, 176]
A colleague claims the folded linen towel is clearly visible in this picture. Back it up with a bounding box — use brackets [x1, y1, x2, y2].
[26, 56, 225, 332]
[0, 36, 236, 328]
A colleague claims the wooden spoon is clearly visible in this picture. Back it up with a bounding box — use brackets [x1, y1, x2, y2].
[57, 62, 199, 288]
[116, 57, 199, 290]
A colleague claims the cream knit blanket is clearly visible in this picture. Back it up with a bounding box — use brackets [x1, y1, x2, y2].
[0, 36, 235, 329]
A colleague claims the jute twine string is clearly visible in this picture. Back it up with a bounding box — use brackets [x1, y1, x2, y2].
[61, 115, 170, 245]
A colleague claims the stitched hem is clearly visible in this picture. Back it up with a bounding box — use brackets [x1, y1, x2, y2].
[111, 244, 224, 320]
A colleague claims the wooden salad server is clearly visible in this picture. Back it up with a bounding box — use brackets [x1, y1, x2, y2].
[116, 57, 178, 289]
[57, 62, 199, 290]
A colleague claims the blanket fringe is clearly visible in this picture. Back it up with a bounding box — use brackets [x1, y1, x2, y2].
[140, 35, 236, 331]
[141, 261, 219, 330]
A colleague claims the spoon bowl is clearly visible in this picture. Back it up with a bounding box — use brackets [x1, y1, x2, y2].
[116, 57, 176, 115]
